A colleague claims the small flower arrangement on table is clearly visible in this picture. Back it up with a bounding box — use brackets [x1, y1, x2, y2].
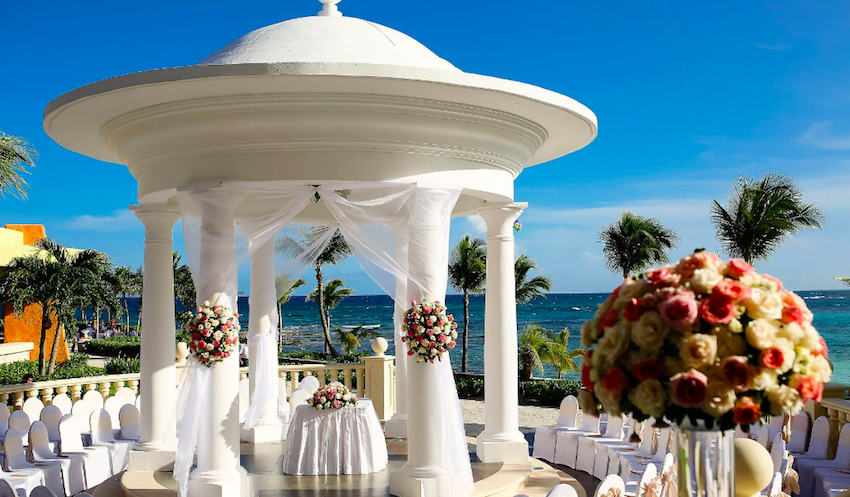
[307, 384, 358, 410]
[579, 250, 830, 431]
[187, 301, 240, 366]
[401, 299, 458, 363]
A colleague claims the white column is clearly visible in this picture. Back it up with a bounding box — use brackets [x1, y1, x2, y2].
[189, 189, 246, 497]
[241, 239, 285, 443]
[384, 271, 409, 437]
[476, 202, 529, 463]
[128, 203, 180, 472]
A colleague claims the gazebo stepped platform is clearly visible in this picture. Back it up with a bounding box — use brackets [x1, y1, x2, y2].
[119, 439, 579, 497]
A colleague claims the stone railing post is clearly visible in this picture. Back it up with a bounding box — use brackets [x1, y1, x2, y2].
[69, 385, 82, 403]
[364, 337, 395, 422]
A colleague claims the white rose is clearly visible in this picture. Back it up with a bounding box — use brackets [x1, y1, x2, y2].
[810, 355, 832, 383]
[777, 322, 805, 344]
[680, 333, 717, 368]
[745, 319, 776, 350]
[416, 356, 424, 362]
[203, 300, 211, 307]
[703, 382, 737, 417]
[595, 324, 631, 365]
[632, 312, 668, 351]
[205, 344, 214, 351]
[317, 404, 323, 410]
[772, 337, 796, 374]
[320, 396, 327, 403]
[728, 318, 743, 333]
[766, 385, 803, 416]
[335, 393, 342, 399]
[451, 331, 458, 339]
[792, 349, 813, 376]
[619, 278, 650, 301]
[628, 380, 666, 418]
[594, 384, 622, 416]
[799, 324, 821, 351]
[748, 367, 778, 391]
[581, 320, 594, 348]
[213, 331, 224, 341]
[690, 268, 723, 294]
[209, 319, 220, 327]
[744, 288, 783, 320]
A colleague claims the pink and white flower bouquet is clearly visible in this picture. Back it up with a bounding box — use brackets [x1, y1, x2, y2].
[580, 250, 831, 431]
[187, 300, 241, 367]
[307, 384, 358, 410]
[401, 299, 459, 363]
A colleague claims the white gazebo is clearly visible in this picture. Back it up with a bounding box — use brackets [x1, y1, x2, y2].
[43, 1, 597, 495]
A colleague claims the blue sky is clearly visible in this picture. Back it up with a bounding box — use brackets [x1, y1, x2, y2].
[3, 0, 850, 294]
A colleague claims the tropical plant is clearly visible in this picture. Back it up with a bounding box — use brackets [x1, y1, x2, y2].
[112, 266, 138, 330]
[711, 173, 824, 263]
[278, 227, 352, 355]
[173, 252, 196, 311]
[276, 277, 306, 351]
[334, 325, 381, 356]
[448, 234, 487, 372]
[0, 132, 36, 200]
[306, 278, 354, 356]
[599, 211, 679, 278]
[517, 324, 585, 381]
[515, 254, 552, 305]
[0, 239, 118, 374]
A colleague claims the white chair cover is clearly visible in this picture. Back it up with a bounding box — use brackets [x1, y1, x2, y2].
[595, 474, 626, 497]
[795, 416, 831, 463]
[50, 395, 72, 417]
[576, 414, 626, 474]
[767, 472, 783, 497]
[797, 424, 850, 497]
[758, 429, 770, 449]
[89, 409, 133, 475]
[58, 414, 111, 486]
[821, 476, 850, 497]
[557, 396, 579, 428]
[134, 395, 140, 411]
[8, 412, 29, 446]
[615, 423, 669, 479]
[40, 406, 63, 449]
[118, 405, 141, 441]
[103, 397, 126, 431]
[69, 403, 93, 435]
[532, 396, 580, 462]
[767, 416, 785, 445]
[81, 391, 103, 411]
[0, 407, 10, 436]
[770, 434, 787, 475]
[0, 467, 45, 497]
[114, 388, 136, 405]
[289, 390, 312, 413]
[553, 413, 601, 468]
[22, 398, 44, 423]
[625, 462, 657, 497]
[788, 412, 811, 453]
[298, 376, 320, 394]
[545, 483, 580, 497]
[0, 479, 14, 497]
[3, 429, 64, 497]
[30, 486, 58, 497]
[28, 421, 85, 495]
[594, 420, 641, 480]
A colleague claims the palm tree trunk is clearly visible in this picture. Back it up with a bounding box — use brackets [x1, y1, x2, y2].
[137, 295, 143, 329]
[462, 291, 470, 373]
[315, 265, 338, 356]
[47, 322, 63, 375]
[38, 306, 49, 376]
[124, 293, 130, 331]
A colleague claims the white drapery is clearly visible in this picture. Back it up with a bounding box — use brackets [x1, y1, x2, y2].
[173, 181, 472, 497]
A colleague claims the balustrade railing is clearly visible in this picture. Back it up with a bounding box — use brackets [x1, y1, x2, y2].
[0, 374, 140, 410]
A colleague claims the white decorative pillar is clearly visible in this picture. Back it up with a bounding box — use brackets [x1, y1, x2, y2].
[241, 239, 285, 443]
[128, 203, 180, 472]
[476, 202, 529, 463]
[189, 189, 246, 497]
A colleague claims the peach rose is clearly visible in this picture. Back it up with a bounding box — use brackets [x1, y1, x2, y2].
[632, 311, 669, 351]
[669, 369, 708, 408]
[732, 396, 762, 425]
[726, 259, 755, 278]
[647, 267, 680, 287]
[713, 278, 752, 303]
[781, 291, 813, 325]
[699, 296, 736, 325]
[789, 374, 823, 403]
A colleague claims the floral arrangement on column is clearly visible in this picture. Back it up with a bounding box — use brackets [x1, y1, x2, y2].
[307, 384, 358, 410]
[401, 299, 459, 363]
[187, 301, 241, 366]
[579, 250, 830, 431]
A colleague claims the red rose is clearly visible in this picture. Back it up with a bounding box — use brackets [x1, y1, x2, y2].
[720, 356, 751, 391]
[415, 336, 424, 342]
[732, 397, 761, 425]
[449, 341, 456, 348]
[632, 360, 663, 381]
[224, 352, 230, 358]
[782, 306, 804, 325]
[759, 347, 785, 369]
[712, 279, 752, 302]
[193, 333, 200, 340]
[699, 296, 736, 325]
[602, 367, 629, 395]
[624, 298, 643, 322]
[726, 259, 755, 279]
[428, 342, 435, 349]
[407, 350, 414, 356]
[790, 375, 823, 402]
[581, 365, 594, 392]
[213, 341, 219, 348]
[198, 341, 206, 348]
[599, 309, 619, 332]
[215, 351, 223, 357]
[669, 369, 708, 407]
[407, 330, 415, 337]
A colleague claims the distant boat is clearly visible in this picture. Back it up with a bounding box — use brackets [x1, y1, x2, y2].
[572, 307, 581, 311]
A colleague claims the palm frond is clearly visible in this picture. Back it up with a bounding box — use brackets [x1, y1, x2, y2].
[598, 211, 678, 277]
[0, 133, 37, 200]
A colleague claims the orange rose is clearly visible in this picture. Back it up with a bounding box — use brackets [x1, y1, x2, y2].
[732, 396, 761, 425]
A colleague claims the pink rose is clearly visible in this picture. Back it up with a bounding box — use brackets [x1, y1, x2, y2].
[333, 400, 342, 409]
[713, 279, 751, 302]
[759, 347, 785, 370]
[781, 291, 813, 325]
[720, 356, 750, 391]
[790, 375, 823, 402]
[647, 268, 680, 287]
[726, 259, 755, 278]
[659, 294, 699, 329]
[669, 369, 708, 408]
[699, 295, 736, 325]
[814, 336, 828, 357]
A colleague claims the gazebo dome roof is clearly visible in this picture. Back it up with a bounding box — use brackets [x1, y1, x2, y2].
[200, 12, 459, 73]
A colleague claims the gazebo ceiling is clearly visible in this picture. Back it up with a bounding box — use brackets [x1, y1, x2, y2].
[43, 0, 597, 210]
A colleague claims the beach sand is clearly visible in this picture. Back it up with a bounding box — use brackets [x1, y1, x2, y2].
[460, 399, 557, 437]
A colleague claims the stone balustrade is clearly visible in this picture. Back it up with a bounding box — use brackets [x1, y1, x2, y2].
[0, 373, 141, 410]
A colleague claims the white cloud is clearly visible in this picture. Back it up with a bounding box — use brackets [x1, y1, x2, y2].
[799, 121, 850, 150]
[465, 214, 487, 234]
[523, 199, 710, 227]
[66, 210, 140, 232]
[755, 42, 792, 52]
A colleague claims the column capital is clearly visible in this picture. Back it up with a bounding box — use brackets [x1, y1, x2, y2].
[478, 202, 527, 238]
[131, 204, 180, 244]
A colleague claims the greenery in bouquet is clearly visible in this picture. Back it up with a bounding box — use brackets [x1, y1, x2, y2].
[579, 250, 831, 431]
[401, 299, 459, 363]
[307, 384, 358, 410]
[186, 301, 241, 367]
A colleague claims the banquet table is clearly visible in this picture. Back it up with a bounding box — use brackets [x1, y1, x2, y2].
[282, 398, 389, 475]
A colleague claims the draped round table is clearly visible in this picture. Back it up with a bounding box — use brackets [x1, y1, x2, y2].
[282, 398, 389, 475]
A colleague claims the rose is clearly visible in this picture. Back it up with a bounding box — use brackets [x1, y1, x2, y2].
[578, 389, 599, 417]
[766, 385, 803, 416]
[781, 291, 813, 325]
[777, 322, 805, 343]
[726, 259, 755, 278]
[595, 384, 622, 416]
[761, 274, 784, 291]
[712, 279, 752, 302]
[595, 324, 631, 365]
[782, 306, 805, 326]
[799, 324, 821, 351]
[647, 267, 680, 287]
[632, 360, 664, 381]
[745, 318, 776, 350]
[599, 309, 619, 332]
[732, 396, 761, 426]
[789, 374, 823, 403]
[602, 367, 629, 395]
[744, 288, 783, 321]
[659, 294, 699, 329]
[680, 333, 718, 368]
[580, 320, 594, 348]
[703, 382, 737, 418]
[748, 367, 778, 391]
[628, 380, 667, 417]
[618, 278, 651, 300]
[719, 356, 750, 391]
[669, 369, 708, 408]
[581, 351, 595, 391]
[760, 347, 785, 370]
[632, 311, 669, 350]
[690, 268, 724, 294]
[624, 298, 643, 322]
[809, 355, 832, 383]
[699, 296, 736, 325]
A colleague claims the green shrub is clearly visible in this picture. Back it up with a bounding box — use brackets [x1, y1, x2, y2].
[519, 379, 581, 406]
[0, 358, 105, 386]
[104, 357, 141, 375]
[455, 376, 484, 399]
[85, 336, 141, 357]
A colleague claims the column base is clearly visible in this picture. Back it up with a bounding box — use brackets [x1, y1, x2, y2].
[189, 465, 249, 497]
[475, 431, 529, 463]
[389, 465, 452, 497]
[127, 444, 176, 472]
[384, 413, 407, 439]
[240, 419, 287, 444]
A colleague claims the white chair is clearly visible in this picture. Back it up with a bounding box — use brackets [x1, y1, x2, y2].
[788, 412, 811, 454]
[769, 433, 787, 476]
[22, 398, 44, 423]
[58, 414, 111, 486]
[797, 423, 850, 497]
[794, 416, 831, 464]
[8, 411, 30, 446]
[81, 391, 103, 411]
[69, 402, 93, 437]
[289, 389, 312, 412]
[593, 419, 641, 480]
[532, 396, 580, 462]
[30, 486, 58, 497]
[28, 421, 85, 495]
[757, 429, 770, 449]
[607, 421, 656, 476]
[545, 483, 580, 497]
[238, 378, 249, 422]
[767, 416, 785, 445]
[40, 406, 63, 452]
[813, 469, 850, 497]
[134, 394, 141, 411]
[89, 409, 134, 475]
[0, 408, 10, 440]
[298, 375, 320, 394]
[103, 397, 127, 432]
[50, 394, 72, 417]
[118, 405, 141, 441]
[0, 479, 15, 497]
[594, 474, 626, 497]
[0, 466, 46, 497]
[553, 410, 601, 468]
[618, 424, 673, 480]
[114, 387, 135, 405]
[734, 424, 750, 439]
[624, 461, 657, 497]
[575, 413, 627, 475]
[3, 428, 64, 497]
[822, 476, 850, 497]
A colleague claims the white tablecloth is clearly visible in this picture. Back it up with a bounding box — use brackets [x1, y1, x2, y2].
[283, 398, 388, 475]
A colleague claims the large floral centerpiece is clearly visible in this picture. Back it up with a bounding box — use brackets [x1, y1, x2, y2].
[401, 299, 458, 363]
[307, 384, 358, 410]
[187, 301, 241, 366]
[579, 250, 830, 431]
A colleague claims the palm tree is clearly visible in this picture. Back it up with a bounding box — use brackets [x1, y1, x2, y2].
[0, 132, 36, 199]
[306, 278, 354, 356]
[599, 211, 679, 278]
[278, 228, 352, 355]
[711, 173, 824, 264]
[515, 255, 552, 305]
[0, 239, 117, 374]
[132, 267, 144, 329]
[276, 277, 306, 351]
[518, 324, 585, 380]
[334, 325, 381, 356]
[173, 252, 196, 311]
[448, 234, 487, 372]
